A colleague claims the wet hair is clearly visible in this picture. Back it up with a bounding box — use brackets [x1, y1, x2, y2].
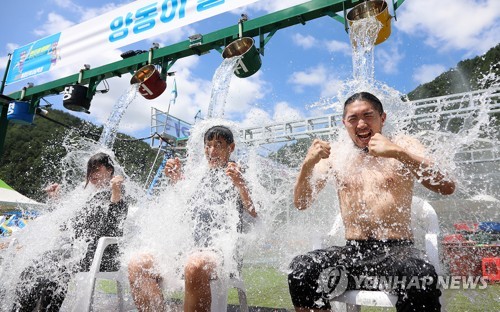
[343, 92, 384, 118]
[204, 125, 234, 145]
[85, 152, 115, 188]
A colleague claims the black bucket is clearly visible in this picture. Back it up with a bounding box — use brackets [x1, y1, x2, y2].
[63, 84, 91, 113]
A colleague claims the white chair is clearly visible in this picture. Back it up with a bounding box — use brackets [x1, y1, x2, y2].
[69, 237, 125, 312]
[329, 197, 442, 312]
[210, 271, 249, 312]
[68, 237, 248, 312]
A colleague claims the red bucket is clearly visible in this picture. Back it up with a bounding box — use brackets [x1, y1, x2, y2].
[130, 65, 166, 99]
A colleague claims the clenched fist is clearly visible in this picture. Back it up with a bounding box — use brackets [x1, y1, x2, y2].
[304, 139, 331, 166]
[164, 157, 183, 183]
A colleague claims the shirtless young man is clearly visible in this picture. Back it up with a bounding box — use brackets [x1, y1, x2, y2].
[128, 125, 257, 312]
[289, 92, 455, 312]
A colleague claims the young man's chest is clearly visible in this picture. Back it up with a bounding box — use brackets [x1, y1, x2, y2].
[334, 156, 413, 194]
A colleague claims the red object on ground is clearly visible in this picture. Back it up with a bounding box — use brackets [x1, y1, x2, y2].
[482, 257, 500, 283]
[453, 223, 478, 233]
[442, 243, 499, 277]
[442, 234, 465, 243]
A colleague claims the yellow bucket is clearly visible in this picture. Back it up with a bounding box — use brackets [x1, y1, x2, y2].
[347, 0, 391, 45]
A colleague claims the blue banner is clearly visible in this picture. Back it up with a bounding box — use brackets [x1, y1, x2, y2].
[6, 33, 61, 84]
[163, 114, 191, 139]
[5, 0, 261, 85]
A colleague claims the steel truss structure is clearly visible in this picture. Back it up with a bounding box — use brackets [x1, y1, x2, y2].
[151, 87, 500, 164]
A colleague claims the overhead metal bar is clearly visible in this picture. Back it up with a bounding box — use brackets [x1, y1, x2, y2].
[392, 0, 406, 21]
[1, 0, 409, 159]
[5, 0, 365, 102]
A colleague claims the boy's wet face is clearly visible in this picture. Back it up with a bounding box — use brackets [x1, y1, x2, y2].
[89, 165, 113, 188]
[342, 100, 386, 149]
[204, 136, 234, 168]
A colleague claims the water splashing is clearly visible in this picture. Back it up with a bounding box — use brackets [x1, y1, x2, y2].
[1, 10, 498, 311]
[310, 15, 411, 135]
[122, 119, 247, 292]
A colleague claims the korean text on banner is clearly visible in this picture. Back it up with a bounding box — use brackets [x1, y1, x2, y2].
[6, 0, 261, 85]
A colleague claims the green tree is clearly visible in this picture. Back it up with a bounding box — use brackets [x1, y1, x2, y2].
[0, 109, 159, 201]
[268, 138, 312, 168]
[408, 44, 500, 100]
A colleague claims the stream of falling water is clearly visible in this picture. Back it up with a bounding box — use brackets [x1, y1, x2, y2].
[350, 15, 381, 83]
[206, 56, 242, 119]
[98, 84, 139, 149]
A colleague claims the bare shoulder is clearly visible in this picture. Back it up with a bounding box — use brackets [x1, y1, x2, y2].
[393, 134, 426, 156]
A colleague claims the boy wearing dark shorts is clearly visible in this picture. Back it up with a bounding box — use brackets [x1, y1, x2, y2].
[291, 92, 455, 311]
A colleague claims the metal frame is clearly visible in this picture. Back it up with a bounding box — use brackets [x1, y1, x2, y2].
[150, 107, 191, 148]
[4, 0, 370, 102]
[1, 0, 388, 158]
[150, 87, 500, 164]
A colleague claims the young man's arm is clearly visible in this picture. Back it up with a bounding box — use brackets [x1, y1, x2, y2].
[368, 134, 456, 195]
[110, 175, 124, 203]
[226, 162, 257, 217]
[294, 139, 331, 210]
[237, 182, 258, 218]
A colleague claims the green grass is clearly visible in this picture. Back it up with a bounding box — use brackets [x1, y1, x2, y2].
[88, 265, 498, 311]
[227, 265, 293, 309]
[225, 265, 500, 311]
[441, 285, 500, 312]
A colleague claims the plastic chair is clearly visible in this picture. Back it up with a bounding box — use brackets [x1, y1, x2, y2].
[69, 237, 124, 312]
[68, 236, 248, 312]
[210, 272, 249, 312]
[329, 197, 442, 311]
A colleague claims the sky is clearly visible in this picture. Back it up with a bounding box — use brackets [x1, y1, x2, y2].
[1, 0, 499, 142]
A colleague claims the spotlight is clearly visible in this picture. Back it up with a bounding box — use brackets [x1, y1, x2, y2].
[83, 64, 91, 70]
[120, 50, 147, 59]
[188, 34, 203, 48]
[26, 82, 34, 88]
[152, 42, 160, 49]
[35, 107, 49, 116]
